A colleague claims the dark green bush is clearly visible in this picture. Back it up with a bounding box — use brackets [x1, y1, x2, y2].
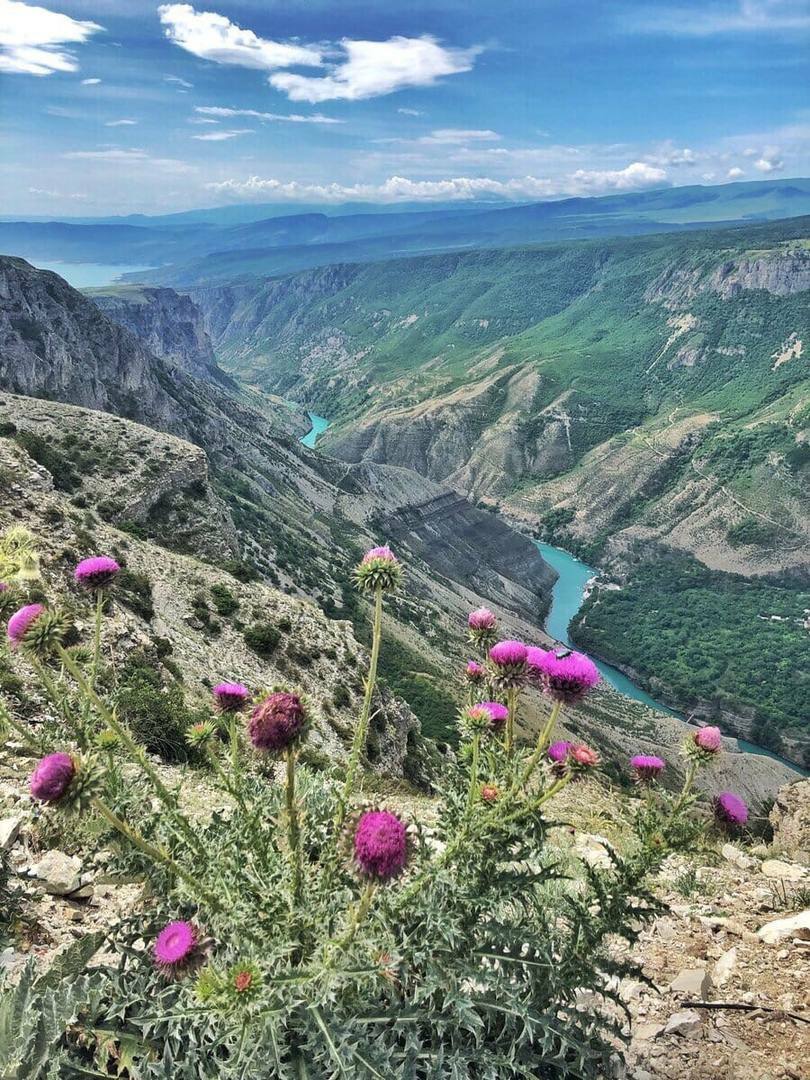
[210, 584, 239, 616]
[242, 622, 281, 658]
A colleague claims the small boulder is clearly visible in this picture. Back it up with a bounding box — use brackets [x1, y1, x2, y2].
[574, 832, 614, 869]
[713, 947, 737, 986]
[664, 1009, 703, 1037]
[760, 859, 807, 882]
[757, 909, 810, 945]
[0, 816, 22, 851]
[669, 968, 712, 998]
[32, 850, 82, 896]
[721, 843, 758, 871]
[633, 1022, 665, 1042]
[769, 778, 810, 864]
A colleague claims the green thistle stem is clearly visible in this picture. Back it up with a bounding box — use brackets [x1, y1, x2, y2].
[91, 797, 222, 913]
[28, 655, 78, 737]
[286, 747, 303, 907]
[465, 731, 482, 820]
[669, 760, 697, 819]
[335, 583, 383, 831]
[505, 686, 519, 753]
[323, 880, 377, 967]
[91, 587, 104, 690]
[56, 644, 208, 862]
[515, 699, 562, 792]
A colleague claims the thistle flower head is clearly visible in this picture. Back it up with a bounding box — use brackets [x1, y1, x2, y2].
[29, 752, 75, 804]
[248, 691, 307, 753]
[154, 920, 197, 969]
[480, 783, 500, 804]
[229, 960, 261, 999]
[465, 660, 485, 682]
[479, 700, 509, 730]
[212, 682, 250, 713]
[0, 582, 7, 592]
[487, 640, 529, 691]
[570, 743, 599, 769]
[547, 740, 572, 764]
[186, 719, 218, 750]
[531, 648, 600, 703]
[7, 603, 45, 648]
[714, 791, 748, 828]
[630, 754, 666, 783]
[467, 607, 498, 648]
[354, 545, 402, 592]
[74, 555, 120, 589]
[7, 603, 65, 655]
[694, 726, 722, 752]
[468, 607, 497, 631]
[353, 809, 408, 882]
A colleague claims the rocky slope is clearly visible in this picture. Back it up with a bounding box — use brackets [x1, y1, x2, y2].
[84, 284, 230, 385]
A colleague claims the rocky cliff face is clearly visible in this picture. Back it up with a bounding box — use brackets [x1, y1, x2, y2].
[86, 285, 229, 385]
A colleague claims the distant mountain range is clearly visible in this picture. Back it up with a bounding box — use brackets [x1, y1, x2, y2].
[2, 178, 810, 286]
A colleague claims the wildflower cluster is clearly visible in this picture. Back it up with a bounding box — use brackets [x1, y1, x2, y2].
[2, 542, 744, 1079]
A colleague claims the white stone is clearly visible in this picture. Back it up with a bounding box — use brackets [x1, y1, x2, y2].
[757, 909, 810, 945]
[669, 968, 712, 997]
[664, 1009, 703, 1037]
[760, 859, 807, 882]
[574, 832, 614, 869]
[713, 947, 737, 986]
[633, 1022, 664, 1042]
[721, 843, 758, 870]
[32, 850, 82, 896]
[0, 816, 22, 850]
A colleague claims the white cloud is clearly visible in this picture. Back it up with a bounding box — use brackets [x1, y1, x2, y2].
[727, 166, 744, 178]
[421, 128, 500, 144]
[398, 107, 423, 116]
[63, 148, 192, 172]
[270, 35, 480, 103]
[165, 73, 193, 88]
[105, 119, 137, 126]
[207, 162, 669, 204]
[754, 155, 784, 171]
[623, 0, 810, 35]
[158, 4, 321, 70]
[0, 0, 102, 75]
[81, 76, 100, 84]
[647, 144, 697, 166]
[29, 186, 87, 200]
[194, 105, 344, 124]
[191, 128, 252, 141]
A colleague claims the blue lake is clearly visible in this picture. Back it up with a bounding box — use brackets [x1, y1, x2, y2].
[31, 261, 155, 288]
[300, 413, 330, 448]
[535, 541, 805, 774]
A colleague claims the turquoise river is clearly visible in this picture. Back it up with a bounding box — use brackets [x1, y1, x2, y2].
[536, 541, 804, 774]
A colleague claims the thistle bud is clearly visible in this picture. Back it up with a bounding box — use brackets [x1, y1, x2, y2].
[354, 546, 402, 593]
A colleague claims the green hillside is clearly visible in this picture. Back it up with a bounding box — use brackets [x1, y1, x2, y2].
[195, 215, 810, 761]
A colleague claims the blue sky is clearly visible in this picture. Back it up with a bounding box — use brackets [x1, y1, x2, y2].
[1, 0, 809, 215]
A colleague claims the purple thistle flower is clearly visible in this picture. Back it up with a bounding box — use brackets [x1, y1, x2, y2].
[153, 920, 197, 967]
[715, 791, 749, 828]
[468, 607, 497, 631]
[532, 649, 600, 704]
[630, 754, 666, 783]
[7, 603, 45, 649]
[0, 582, 8, 592]
[212, 682, 250, 713]
[353, 809, 408, 881]
[29, 752, 75, 804]
[465, 660, 485, 682]
[361, 545, 397, 565]
[570, 744, 599, 768]
[548, 740, 572, 764]
[248, 692, 306, 752]
[74, 555, 120, 589]
[479, 700, 509, 730]
[525, 645, 550, 680]
[694, 726, 722, 753]
[489, 640, 528, 666]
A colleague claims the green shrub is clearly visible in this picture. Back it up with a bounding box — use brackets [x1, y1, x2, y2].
[210, 584, 239, 616]
[114, 658, 205, 763]
[117, 568, 154, 621]
[242, 622, 281, 658]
